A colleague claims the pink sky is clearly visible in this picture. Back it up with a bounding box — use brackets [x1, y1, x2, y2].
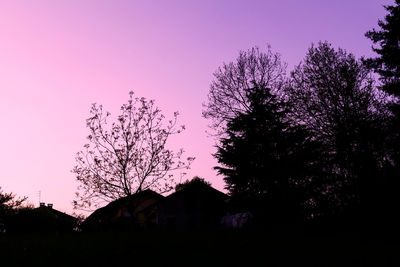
[0, 0, 393, 215]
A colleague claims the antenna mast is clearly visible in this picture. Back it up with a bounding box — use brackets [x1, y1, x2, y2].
[36, 190, 41, 206]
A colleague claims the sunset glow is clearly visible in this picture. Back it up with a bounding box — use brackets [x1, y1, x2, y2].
[0, 0, 393, 214]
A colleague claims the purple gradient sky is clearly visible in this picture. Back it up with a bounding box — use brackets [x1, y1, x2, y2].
[0, 0, 393, 214]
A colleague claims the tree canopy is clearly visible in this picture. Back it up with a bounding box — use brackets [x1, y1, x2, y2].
[214, 85, 320, 221]
[288, 42, 388, 220]
[202, 46, 287, 136]
[205, 42, 393, 224]
[364, 0, 400, 96]
[175, 176, 211, 192]
[0, 188, 28, 217]
[73, 92, 194, 210]
[364, 0, 400, 228]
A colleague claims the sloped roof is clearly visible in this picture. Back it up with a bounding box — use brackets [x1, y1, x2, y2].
[83, 190, 164, 225]
[164, 182, 228, 201]
[36, 206, 77, 223]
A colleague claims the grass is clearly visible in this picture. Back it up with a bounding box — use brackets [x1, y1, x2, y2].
[0, 229, 398, 266]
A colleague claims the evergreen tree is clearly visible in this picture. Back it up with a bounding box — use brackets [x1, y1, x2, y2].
[215, 86, 319, 222]
[365, 0, 400, 230]
[364, 0, 400, 96]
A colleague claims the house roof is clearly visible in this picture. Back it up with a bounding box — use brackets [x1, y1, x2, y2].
[162, 183, 229, 208]
[165, 182, 228, 201]
[83, 190, 164, 225]
[33, 205, 78, 224]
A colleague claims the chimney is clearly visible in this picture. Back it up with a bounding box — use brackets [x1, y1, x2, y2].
[47, 203, 53, 209]
[40, 202, 46, 207]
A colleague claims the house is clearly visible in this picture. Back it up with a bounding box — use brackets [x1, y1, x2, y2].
[36, 203, 78, 232]
[6, 203, 78, 233]
[156, 182, 228, 230]
[81, 190, 164, 232]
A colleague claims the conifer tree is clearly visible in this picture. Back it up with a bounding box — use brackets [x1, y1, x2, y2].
[364, 0, 400, 96]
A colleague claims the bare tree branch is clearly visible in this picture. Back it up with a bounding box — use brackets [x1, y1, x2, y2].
[202, 45, 288, 137]
[72, 92, 195, 210]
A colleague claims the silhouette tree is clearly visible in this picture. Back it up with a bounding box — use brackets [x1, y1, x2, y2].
[73, 92, 194, 210]
[288, 42, 388, 222]
[204, 46, 323, 223]
[0, 188, 28, 231]
[175, 176, 211, 191]
[202, 46, 287, 136]
[364, 0, 400, 96]
[214, 85, 321, 223]
[0, 188, 27, 214]
[365, 0, 400, 230]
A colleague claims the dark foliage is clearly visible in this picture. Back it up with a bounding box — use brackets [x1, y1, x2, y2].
[175, 176, 211, 191]
[364, 0, 400, 96]
[0, 188, 27, 215]
[214, 85, 320, 223]
[206, 42, 397, 227]
[203, 46, 318, 223]
[202, 46, 287, 136]
[0, 188, 28, 231]
[2, 231, 396, 267]
[288, 42, 389, 222]
[364, 1, 400, 230]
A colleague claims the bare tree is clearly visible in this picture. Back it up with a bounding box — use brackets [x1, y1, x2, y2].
[202, 45, 287, 135]
[73, 92, 194, 210]
[287, 42, 389, 220]
[288, 42, 387, 149]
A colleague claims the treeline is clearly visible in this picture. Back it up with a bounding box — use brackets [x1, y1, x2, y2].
[203, 1, 400, 229]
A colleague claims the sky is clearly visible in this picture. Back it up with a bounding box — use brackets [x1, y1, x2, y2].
[0, 0, 394, 215]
